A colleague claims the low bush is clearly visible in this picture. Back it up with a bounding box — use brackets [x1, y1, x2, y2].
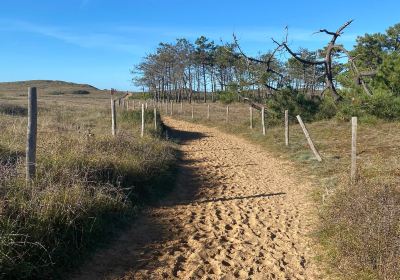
[267, 88, 321, 122]
[335, 90, 400, 122]
[0, 104, 27, 116]
[365, 90, 400, 120]
[70, 90, 90, 95]
[218, 90, 237, 104]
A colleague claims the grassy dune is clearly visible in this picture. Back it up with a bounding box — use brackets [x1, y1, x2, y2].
[172, 101, 400, 280]
[0, 87, 177, 278]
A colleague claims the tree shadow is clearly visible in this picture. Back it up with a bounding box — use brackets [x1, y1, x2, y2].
[70, 124, 279, 279]
[167, 126, 208, 144]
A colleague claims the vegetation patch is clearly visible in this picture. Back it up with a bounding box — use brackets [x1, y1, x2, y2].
[70, 90, 90, 95]
[0, 104, 177, 279]
[0, 104, 28, 116]
[320, 177, 400, 280]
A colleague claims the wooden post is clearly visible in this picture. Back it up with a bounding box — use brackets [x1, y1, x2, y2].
[180, 101, 183, 114]
[111, 99, 116, 136]
[154, 107, 157, 130]
[226, 105, 229, 123]
[141, 104, 145, 138]
[261, 107, 266, 135]
[285, 110, 289, 146]
[26, 87, 37, 181]
[207, 104, 210, 120]
[249, 106, 253, 129]
[351, 117, 357, 182]
[170, 101, 173, 116]
[191, 105, 194, 119]
[296, 115, 322, 162]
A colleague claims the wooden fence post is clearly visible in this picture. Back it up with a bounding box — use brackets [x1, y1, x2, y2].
[285, 110, 289, 146]
[226, 105, 229, 123]
[249, 106, 253, 129]
[141, 104, 145, 138]
[26, 87, 37, 181]
[296, 115, 322, 162]
[154, 107, 157, 130]
[207, 104, 210, 120]
[111, 98, 116, 136]
[351, 117, 357, 182]
[261, 107, 266, 135]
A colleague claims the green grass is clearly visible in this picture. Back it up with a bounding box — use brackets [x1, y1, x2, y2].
[0, 92, 177, 279]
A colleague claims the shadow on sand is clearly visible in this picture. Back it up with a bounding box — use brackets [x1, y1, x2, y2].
[71, 124, 282, 279]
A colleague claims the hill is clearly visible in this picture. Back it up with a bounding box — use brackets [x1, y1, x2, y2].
[0, 80, 103, 95]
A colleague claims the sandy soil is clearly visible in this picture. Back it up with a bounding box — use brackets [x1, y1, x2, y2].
[71, 118, 322, 280]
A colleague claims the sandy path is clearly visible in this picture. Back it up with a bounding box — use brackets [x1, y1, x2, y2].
[72, 118, 321, 280]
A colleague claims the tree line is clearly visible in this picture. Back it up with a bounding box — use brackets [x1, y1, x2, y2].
[133, 22, 400, 104]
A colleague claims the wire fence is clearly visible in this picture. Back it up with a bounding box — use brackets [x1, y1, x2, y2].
[125, 99, 400, 188]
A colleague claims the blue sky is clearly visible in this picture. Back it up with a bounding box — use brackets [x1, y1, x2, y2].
[1, 0, 399, 90]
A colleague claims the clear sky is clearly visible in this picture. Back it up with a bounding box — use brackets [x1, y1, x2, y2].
[1, 0, 399, 90]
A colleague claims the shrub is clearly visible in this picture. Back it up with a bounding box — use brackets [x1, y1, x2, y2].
[267, 88, 320, 121]
[365, 90, 400, 120]
[218, 90, 237, 104]
[336, 99, 367, 121]
[315, 95, 337, 120]
[0, 104, 27, 116]
[335, 90, 400, 122]
[70, 90, 90, 95]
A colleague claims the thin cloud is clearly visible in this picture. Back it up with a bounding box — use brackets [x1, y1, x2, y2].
[1, 20, 144, 54]
[80, 0, 91, 9]
[0, 19, 358, 55]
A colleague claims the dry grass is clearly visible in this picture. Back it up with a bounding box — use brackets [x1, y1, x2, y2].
[171, 100, 400, 280]
[0, 89, 176, 278]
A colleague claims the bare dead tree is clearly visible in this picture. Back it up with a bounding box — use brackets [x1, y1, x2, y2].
[234, 33, 285, 80]
[275, 20, 376, 100]
[232, 34, 286, 110]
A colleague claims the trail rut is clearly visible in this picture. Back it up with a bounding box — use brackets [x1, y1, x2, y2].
[72, 118, 322, 280]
